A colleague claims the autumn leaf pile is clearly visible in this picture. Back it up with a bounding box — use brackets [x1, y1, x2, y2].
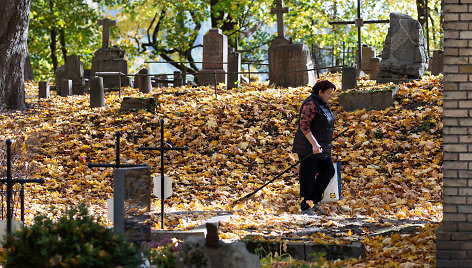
[1, 73, 442, 266]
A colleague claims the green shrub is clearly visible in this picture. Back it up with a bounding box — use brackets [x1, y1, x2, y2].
[2, 203, 141, 268]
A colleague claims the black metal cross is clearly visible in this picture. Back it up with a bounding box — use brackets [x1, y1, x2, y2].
[137, 119, 189, 229]
[0, 139, 45, 233]
[329, 0, 389, 75]
[88, 131, 147, 169]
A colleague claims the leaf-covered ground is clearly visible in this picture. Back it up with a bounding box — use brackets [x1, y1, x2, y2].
[1, 74, 442, 266]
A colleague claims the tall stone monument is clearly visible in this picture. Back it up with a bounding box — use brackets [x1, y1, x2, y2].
[198, 29, 228, 86]
[268, 0, 315, 87]
[91, 18, 132, 88]
[377, 13, 429, 83]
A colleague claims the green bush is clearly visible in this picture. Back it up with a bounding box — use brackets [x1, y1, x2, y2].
[2, 203, 141, 268]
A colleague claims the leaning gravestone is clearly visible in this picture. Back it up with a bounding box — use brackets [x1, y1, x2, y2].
[268, 0, 315, 87]
[91, 18, 132, 88]
[113, 166, 152, 242]
[198, 29, 228, 86]
[377, 13, 429, 83]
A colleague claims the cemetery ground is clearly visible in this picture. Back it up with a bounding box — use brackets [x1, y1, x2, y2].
[1, 73, 442, 266]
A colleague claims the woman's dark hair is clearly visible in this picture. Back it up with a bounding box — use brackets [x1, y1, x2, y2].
[312, 80, 336, 95]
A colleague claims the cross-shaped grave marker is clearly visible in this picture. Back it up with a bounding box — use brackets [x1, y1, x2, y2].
[0, 139, 45, 233]
[329, 0, 389, 75]
[137, 119, 189, 230]
[97, 18, 116, 48]
[88, 131, 147, 169]
[271, 0, 289, 39]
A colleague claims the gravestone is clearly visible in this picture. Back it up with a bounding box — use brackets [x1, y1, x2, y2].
[89, 77, 105, 108]
[356, 46, 376, 73]
[60, 79, 72, 97]
[174, 71, 183, 87]
[342, 66, 357, 91]
[430, 50, 443, 76]
[38, 81, 50, 99]
[64, 55, 86, 95]
[137, 68, 152, 93]
[227, 48, 241, 89]
[54, 66, 65, 92]
[91, 18, 132, 88]
[268, 0, 315, 87]
[113, 166, 152, 242]
[198, 29, 228, 86]
[176, 223, 260, 268]
[154, 74, 168, 87]
[338, 86, 399, 111]
[377, 13, 429, 83]
[370, 57, 381, 80]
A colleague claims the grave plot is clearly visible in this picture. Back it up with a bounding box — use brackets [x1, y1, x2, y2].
[338, 83, 399, 112]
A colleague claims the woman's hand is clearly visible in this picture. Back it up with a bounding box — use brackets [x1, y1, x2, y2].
[312, 143, 323, 155]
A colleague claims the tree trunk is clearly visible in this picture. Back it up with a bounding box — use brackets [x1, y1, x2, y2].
[416, 0, 426, 27]
[0, 0, 31, 110]
[59, 28, 67, 60]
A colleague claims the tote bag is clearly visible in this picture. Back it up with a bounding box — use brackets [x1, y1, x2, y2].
[321, 163, 341, 203]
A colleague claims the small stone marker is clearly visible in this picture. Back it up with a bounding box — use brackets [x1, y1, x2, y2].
[227, 48, 241, 89]
[356, 46, 376, 73]
[97, 18, 116, 49]
[54, 66, 65, 92]
[113, 166, 151, 242]
[155, 74, 169, 87]
[174, 71, 183, 87]
[198, 29, 228, 86]
[60, 79, 72, 97]
[138, 68, 152, 93]
[370, 57, 381, 80]
[342, 66, 357, 91]
[38, 81, 50, 98]
[377, 13, 429, 83]
[176, 223, 260, 268]
[153, 174, 172, 199]
[120, 97, 158, 113]
[90, 77, 105, 108]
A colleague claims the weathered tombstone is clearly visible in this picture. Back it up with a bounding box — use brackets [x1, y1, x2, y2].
[176, 223, 260, 268]
[342, 66, 357, 91]
[377, 13, 429, 83]
[268, 0, 315, 87]
[227, 48, 241, 89]
[338, 85, 399, 111]
[370, 57, 381, 80]
[154, 74, 168, 87]
[138, 68, 152, 93]
[356, 46, 376, 73]
[430, 50, 443, 76]
[63, 55, 86, 94]
[54, 66, 65, 92]
[198, 29, 228, 86]
[90, 77, 105, 108]
[38, 81, 50, 99]
[91, 18, 132, 88]
[174, 71, 183, 87]
[60, 79, 72, 97]
[113, 166, 152, 242]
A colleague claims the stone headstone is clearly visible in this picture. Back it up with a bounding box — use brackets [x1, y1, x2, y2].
[90, 77, 105, 108]
[342, 66, 357, 91]
[92, 46, 132, 88]
[174, 71, 183, 87]
[64, 55, 86, 95]
[377, 13, 429, 83]
[269, 43, 315, 87]
[431, 50, 443, 75]
[38, 81, 50, 99]
[138, 68, 152, 93]
[54, 66, 65, 92]
[227, 48, 241, 89]
[356, 46, 376, 73]
[113, 166, 151, 242]
[370, 57, 381, 80]
[176, 223, 260, 268]
[60, 79, 72, 97]
[198, 29, 228, 86]
[154, 74, 169, 87]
